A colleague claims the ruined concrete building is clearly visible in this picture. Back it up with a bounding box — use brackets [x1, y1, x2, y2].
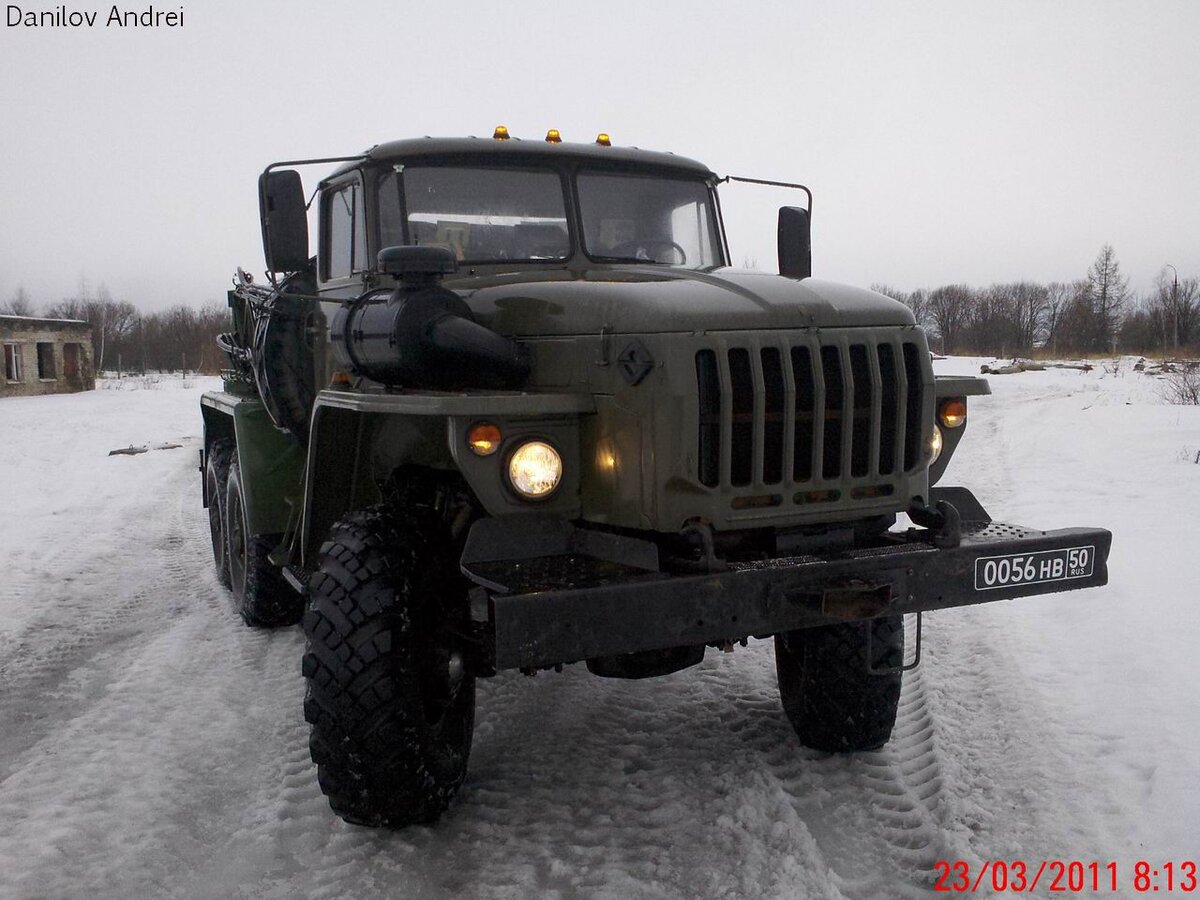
[1, 316, 95, 397]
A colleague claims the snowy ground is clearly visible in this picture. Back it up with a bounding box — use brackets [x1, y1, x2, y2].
[0, 363, 1196, 899]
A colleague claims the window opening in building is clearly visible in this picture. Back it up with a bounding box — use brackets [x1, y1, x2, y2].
[4, 343, 22, 382]
[37, 342, 56, 380]
[63, 343, 80, 380]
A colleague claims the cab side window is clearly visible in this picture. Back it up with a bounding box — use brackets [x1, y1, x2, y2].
[324, 180, 367, 279]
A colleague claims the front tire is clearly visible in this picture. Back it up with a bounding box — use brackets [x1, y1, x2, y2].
[302, 507, 475, 828]
[224, 457, 303, 627]
[775, 616, 904, 752]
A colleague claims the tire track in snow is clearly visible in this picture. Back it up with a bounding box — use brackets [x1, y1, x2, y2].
[0, 453, 215, 783]
[718, 640, 955, 899]
[0, 455, 261, 896]
[217, 655, 851, 900]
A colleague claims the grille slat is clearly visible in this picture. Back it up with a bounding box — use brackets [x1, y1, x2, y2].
[865, 345, 884, 477]
[877, 343, 899, 475]
[760, 348, 785, 485]
[695, 349, 721, 487]
[780, 346, 798, 485]
[849, 344, 873, 478]
[790, 346, 815, 482]
[819, 345, 843, 480]
[728, 348, 754, 487]
[695, 335, 928, 502]
[902, 342, 924, 471]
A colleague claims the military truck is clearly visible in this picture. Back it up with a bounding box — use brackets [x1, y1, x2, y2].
[200, 128, 1111, 828]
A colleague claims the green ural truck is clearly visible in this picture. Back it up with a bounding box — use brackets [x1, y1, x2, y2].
[200, 129, 1111, 828]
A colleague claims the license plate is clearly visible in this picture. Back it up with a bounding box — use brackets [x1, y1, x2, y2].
[974, 546, 1095, 591]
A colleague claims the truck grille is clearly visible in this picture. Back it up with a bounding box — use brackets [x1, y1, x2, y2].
[694, 336, 927, 494]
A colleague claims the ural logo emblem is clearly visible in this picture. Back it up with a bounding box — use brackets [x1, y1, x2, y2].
[617, 340, 655, 385]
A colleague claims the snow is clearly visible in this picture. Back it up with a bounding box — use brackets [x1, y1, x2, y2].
[0, 363, 1196, 899]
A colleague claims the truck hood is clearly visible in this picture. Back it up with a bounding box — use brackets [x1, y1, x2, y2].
[456, 267, 915, 337]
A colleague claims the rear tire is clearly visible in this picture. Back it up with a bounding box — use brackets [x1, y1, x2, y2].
[225, 457, 303, 627]
[302, 506, 475, 828]
[775, 616, 904, 752]
[205, 439, 233, 589]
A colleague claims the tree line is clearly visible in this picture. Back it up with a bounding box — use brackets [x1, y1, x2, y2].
[0, 285, 228, 374]
[872, 245, 1198, 358]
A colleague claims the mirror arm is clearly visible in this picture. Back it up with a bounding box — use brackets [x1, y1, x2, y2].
[719, 175, 812, 221]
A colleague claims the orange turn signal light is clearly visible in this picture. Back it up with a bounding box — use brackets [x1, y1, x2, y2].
[331, 371, 352, 387]
[493, 125, 511, 141]
[595, 132, 612, 146]
[938, 398, 967, 428]
[467, 422, 503, 456]
[545, 128, 562, 143]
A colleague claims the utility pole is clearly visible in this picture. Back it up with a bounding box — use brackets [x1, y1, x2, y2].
[1165, 263, 1179, 353]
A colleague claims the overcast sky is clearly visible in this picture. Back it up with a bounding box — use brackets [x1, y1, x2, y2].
[2, 0, 1198, 311]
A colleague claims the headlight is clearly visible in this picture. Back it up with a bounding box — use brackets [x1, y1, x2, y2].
[930, 426, 944, 465]
[507, 440, 563, 499]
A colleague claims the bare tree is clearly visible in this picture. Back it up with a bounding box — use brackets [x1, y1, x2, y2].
[1118, 295, 1160, 354]
[1, 286, 35, 316]
[1148, 267, 1199, 353]
[927, 285, 974, 354]
[1179, 277, 1199, 352]
[1083, 244, 1130, 353]
[1010, 281, 1049, 352]
[45, 287, 139, 372]
[871, 283, 930, 329]
[907, 288, 931, 330]
[1043, 281, 1080, 355]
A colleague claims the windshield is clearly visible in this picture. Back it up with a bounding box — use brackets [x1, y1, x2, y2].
[577, 171, 721, 268]
[376, 163, 722, 268]
[380, 165, 570, 263]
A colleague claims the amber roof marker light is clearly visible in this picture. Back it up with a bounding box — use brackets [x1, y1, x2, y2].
[545, 129, 562, 143]
[595, 132, 612, 146]
[493, 125, 511, 141]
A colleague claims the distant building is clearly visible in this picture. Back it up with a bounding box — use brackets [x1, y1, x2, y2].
[1, 316, 95, 397]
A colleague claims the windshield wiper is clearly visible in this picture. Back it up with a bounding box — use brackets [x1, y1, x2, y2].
[591, 255, 659, 265]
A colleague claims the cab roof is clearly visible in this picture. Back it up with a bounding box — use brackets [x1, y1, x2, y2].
[326, 136, 715, 180]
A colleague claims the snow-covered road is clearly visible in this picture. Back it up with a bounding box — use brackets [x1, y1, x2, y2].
[0, 363, 1195, 899]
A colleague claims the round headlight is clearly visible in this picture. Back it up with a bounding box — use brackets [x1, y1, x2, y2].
[507, 441, 563, 499]
[930, 426, 944, 465]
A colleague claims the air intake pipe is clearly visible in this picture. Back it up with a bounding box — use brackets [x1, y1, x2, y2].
[330, 246, 530, 389]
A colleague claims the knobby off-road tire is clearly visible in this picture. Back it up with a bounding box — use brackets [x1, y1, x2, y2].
[302, 507, 476, 828]
[224, 458, 304, 627]
[205, 439, 234, 589]
[775, 616, 904, 752]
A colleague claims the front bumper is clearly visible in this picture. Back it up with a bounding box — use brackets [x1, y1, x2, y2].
[461, 489, 1111, 671]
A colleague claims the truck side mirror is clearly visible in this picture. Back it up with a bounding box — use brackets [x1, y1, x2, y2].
[259, 169, 309, 273]
[777, 206, 811, 280]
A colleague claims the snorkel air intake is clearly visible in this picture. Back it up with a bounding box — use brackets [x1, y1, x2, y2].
[330, 246, 530, 389]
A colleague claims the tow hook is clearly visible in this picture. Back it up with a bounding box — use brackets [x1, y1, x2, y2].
[679, 521, 728, 573]
[908, 499, 963, 549]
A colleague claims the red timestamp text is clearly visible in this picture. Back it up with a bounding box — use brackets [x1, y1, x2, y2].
[933, 859, 1198, 894]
